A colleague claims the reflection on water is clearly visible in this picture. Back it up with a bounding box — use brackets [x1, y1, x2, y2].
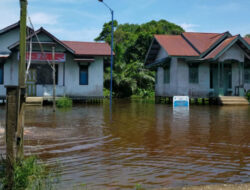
[0, 101, 250, 189]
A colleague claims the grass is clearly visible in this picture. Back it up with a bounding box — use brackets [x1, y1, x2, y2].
[0, 156, 60, 190]
[56, 96, 73, 108]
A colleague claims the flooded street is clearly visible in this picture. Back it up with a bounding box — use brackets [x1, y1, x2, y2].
[0, 100, 250, 189]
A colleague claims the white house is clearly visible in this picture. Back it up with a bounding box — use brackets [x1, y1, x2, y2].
[145, 32, 250, 98]
[0, 22, 112, 100]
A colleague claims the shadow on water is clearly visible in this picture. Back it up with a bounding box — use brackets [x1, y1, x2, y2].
[0, 102, 250, 189]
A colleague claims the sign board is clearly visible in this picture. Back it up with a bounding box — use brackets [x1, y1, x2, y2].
[25, 52, 66, 62]
[173, 96, 189, 107]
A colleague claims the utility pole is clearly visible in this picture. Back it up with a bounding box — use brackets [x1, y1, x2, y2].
[98, 0, 114, 109]
[5, 0, 27, 189]
[52, 46, 56, 112]
[16, 0, 27, 161]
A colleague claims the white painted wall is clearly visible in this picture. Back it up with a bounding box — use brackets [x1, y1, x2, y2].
[0, 53, 104, 97]
[156, 58, 211, 97]
[155, 43, 249, 97]
[219, 44, 245, 63]
[64, 54, 104, 97]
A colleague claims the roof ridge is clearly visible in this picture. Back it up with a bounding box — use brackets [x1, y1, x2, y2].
[181, 33, 201, 54]
[62, 40, 107, 44]
[204, 35, 240, 60]
[183, 31, 223, 35]
[0, 21, 20, 34]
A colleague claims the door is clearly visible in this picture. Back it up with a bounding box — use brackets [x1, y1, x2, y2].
[26, 69, 37, 96]
[223, 64, 232, 95]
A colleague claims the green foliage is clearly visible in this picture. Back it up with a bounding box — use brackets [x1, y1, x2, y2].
[246, 90, 250, 100]
[245, 34, 250, 38]
[96, 19, 184, 98]
[0, 156, 60, 190]
[136, 89, 155, 99]
[56, 97, 72, 108]
[135, 184, 145, 190]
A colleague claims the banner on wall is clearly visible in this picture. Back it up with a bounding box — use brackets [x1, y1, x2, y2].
[24, 52, 66, 62]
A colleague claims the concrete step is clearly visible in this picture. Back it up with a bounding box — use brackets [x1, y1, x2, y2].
[26, 97, 43, 106]
[219, 96, 249, 105]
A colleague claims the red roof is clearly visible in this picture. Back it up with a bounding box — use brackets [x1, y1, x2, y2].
[62, 41, 112, 56]
[205, 36, 238, 59]
[182, 32, 225, 54]
[245, 37, 250, 45]
[155, 35, 199, 56]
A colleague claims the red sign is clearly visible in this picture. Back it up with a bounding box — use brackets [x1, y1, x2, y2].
[26, 52, 66, 62]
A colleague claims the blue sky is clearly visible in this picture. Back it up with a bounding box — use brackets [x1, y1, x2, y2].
[1, 0, 250, 41]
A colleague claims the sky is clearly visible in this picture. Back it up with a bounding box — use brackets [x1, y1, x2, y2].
[0, 0, 250, 42]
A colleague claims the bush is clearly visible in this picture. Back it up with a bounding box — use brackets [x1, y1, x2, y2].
[56, 97, 72, 108]
[246, 90, 250, 100]
[135, 89, 155, 99]
[0, 156, 60, 190]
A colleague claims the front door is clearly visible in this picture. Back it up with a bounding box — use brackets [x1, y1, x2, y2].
[26, 69, 37, 96]
[210, 63, 232, 96]
[223, 64, 232, 95]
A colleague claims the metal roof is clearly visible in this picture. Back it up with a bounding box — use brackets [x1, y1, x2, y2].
[245, 38, 250, 45]
[182, 32, 227, 54]
[204, 36, 238, 60]
[145, 32, 250, 67]
[155, 35, 199, 57]
[62, 41, 112, 56]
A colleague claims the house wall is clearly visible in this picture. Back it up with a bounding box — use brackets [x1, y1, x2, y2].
[155, 43, 249, 97]
[0, 28, 20, 53]
[219, 44, 248, 94]
[0, 27, 105, 98]
[219, 44, 245, 63]
[0, 52, 19, 97]
[64, 54, 103, 97]
[0, 52, 104, 98]
[156, 58, 211, 97]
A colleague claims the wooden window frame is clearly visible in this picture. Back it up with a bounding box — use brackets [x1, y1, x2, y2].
[244, 63, 250, 84]
[189, 63, 199, 84]
[0, 64, 3, 85]
[163, 65, 170, 84]
[79, 65, 89, 85]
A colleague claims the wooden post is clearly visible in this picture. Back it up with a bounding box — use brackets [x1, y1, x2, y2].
[5, 86, 18, 190]
[16, 0, 27, 161]
[52, 46, 56, 112]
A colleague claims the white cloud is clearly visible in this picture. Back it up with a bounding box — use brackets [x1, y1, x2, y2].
[180, 23, 199, 32]
[0, 1, 19, 29]
[48, 27, 101, 42]
[29, 12, 59, 26]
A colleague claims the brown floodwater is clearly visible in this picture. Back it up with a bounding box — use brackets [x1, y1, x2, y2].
[0, 100, 250, 189]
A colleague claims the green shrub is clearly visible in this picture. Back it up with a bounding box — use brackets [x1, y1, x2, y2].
[103, 88, 110, 98]
[135, 89, 155, 99]
[0, 156, 60, 190]
[56, 97, 72, 108]
[246, 90, 250, 101]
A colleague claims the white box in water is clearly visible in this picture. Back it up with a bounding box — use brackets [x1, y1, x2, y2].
[173, 96, 189, 107]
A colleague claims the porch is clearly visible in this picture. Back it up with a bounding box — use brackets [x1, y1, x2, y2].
[208, 60, 246, 97]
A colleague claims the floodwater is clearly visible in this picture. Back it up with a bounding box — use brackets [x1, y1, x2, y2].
[0, 100, 250, 190]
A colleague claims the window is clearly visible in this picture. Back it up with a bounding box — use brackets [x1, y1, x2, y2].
[0, 64, 3, 85]
[163, 66, 170, 84]
[155, 71, 158, 84]
[244, 64, 250, 83]
[30, 64, 58, 85]
[79, 65, 88, 85]
[189, 64, 199, 84]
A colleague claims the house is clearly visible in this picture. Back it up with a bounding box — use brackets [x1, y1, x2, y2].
[145, 32, 250, 99]
[0, 22, 112, 100]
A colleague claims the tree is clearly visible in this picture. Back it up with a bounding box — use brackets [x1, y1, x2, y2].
[97, 19, 184, 98]
[245, 34, 250, 38]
